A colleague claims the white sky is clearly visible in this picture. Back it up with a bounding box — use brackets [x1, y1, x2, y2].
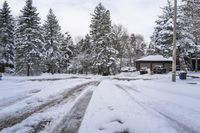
[0, 0, 167, 43]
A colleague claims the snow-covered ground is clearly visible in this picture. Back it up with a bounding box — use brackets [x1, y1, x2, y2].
[0, 72, 200, 133]
[0, 74, 99, 133]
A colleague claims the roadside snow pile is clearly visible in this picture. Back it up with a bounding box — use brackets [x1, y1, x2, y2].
[1, 73, 70, 81]
[187, 72, 200, 78]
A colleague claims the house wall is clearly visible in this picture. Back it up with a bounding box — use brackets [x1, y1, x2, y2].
[140, 63, 151, 69]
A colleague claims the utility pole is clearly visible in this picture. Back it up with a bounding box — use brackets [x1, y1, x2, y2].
[172, 0, 177, 82]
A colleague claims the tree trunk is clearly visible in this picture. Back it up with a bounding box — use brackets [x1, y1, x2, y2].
[27, 64, 30, 76]
[129, 56, 132, 66]
[107, 67, 110, 75]
[179, 55, 187, 71]
[189, 54, 193, 71]
[195, 58, 198, 72]
[120, 57, 123, 69]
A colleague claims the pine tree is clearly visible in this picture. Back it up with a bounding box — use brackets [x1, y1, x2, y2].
[79, 34, 91, 54]
[150, 0, 195, 70]
[181, 0, 200, 70]
[68, 38, 84, 74]
[59, 32, 73, 73]
[90, 3, 119, 75]
[150, 0, 174, 57]
[182, 0, 200, 47]
[77, 34, 93, 74]
[15, 0, 44, 76]
[147, 40, 156, 55]
[0, 1, 15, 70]
[43, 8, 63, 74]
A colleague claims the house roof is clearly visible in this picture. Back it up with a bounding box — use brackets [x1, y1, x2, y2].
[136, 55, 172, 62]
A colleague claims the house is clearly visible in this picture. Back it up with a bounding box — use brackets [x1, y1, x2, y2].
[135, 55, 172, 72]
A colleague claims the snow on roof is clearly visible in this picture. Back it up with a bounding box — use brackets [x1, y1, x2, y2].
[136, 55, 172, 62]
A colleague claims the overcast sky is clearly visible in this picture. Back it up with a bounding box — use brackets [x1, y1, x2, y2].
[0, 0, 167, 43]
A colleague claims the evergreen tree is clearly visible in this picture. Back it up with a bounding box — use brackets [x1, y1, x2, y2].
[43, 8, 63, 74]
[68, 38, 84, 74]
[150, 0, 195, 70]
[90, 3, 119, 75]
[182, 0, 200, 47]
[147, 40, 156, 55]
[181, 0, 200, 70]
[59, 32, 73, 73]
[15, 0, 44, 76]
[150, 0, 174, 57]
[78, 34, 93, 74]
[0, 1, 15, 69]
[79, 34, 91, 54]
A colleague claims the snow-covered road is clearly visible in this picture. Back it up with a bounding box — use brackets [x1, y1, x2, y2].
[79, 74, 200, 133]
[0, 73, 200, 133]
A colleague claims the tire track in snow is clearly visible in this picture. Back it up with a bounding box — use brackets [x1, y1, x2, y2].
[115, 84, 145, 109]
[0, 81, 99, 131]
[0, 78, 75, 110]
[115, 83, 199, 133]
[51, 90, 95, 133]
[156, 111, 198, 133]
[28, 81, 100, 133]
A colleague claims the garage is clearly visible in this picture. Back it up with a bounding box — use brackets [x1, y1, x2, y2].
[135, 55, 172, 72]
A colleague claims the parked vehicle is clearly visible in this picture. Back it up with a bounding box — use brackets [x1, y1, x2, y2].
[140, 67, 148, 74]
[153, 65, 166, 74]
